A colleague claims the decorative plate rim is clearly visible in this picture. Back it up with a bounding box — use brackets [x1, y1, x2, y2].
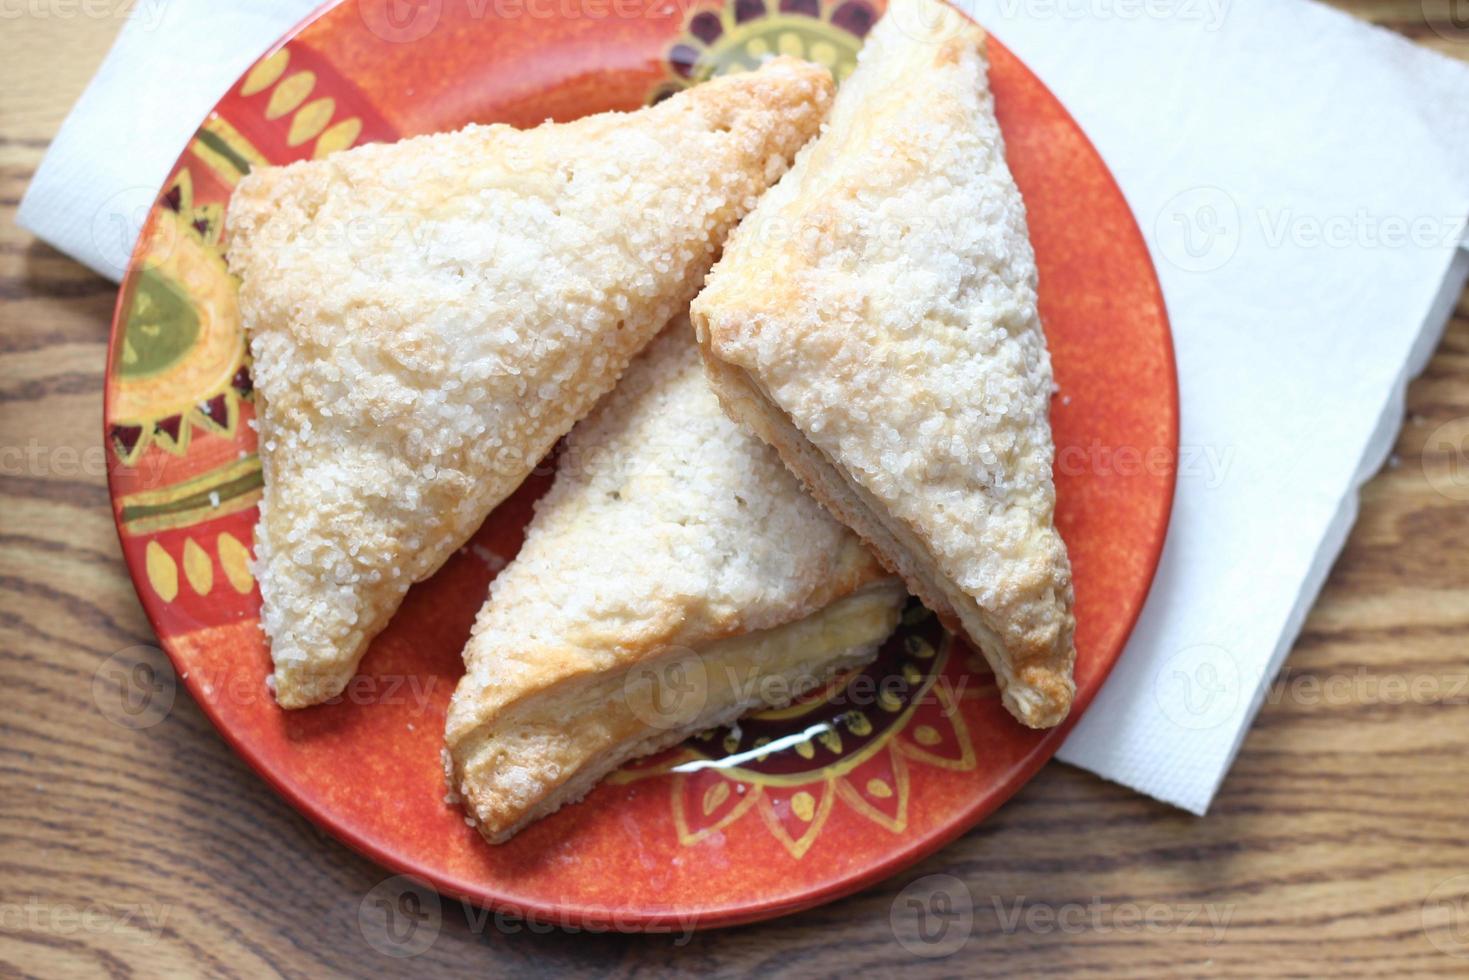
[102, 0, 1179, 931]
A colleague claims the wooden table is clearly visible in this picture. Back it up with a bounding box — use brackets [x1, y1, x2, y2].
[3, 3, 1467, 976]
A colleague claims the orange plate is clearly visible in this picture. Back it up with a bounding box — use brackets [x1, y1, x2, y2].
[104, 0, 1177, 931]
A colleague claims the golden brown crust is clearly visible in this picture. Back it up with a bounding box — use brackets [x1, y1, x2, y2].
[225, 59, 834, 707]
[691, 0, 1076, 728]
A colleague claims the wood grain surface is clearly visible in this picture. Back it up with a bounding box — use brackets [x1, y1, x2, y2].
[3, 3, 1469, 977]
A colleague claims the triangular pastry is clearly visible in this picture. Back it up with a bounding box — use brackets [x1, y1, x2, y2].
[226, 59, 834, 707]
[444, 323, 904, 843]
[691, 1, 1077, 728]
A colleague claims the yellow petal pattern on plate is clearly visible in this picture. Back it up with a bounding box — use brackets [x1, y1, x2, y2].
[218, 532, 255, 595]
[266, 70, 315, 120]
[145, 541, 179, 602]
[791, 791, 816, 822]
[241, 48, 290, 96]
[314, 117, 363, 159]
[183, 538, 214, 596]
[288, 97, 336, 146]
[702, 781, 729, 816]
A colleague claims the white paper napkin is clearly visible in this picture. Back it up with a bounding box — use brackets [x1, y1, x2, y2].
[20, 0, 1469, 814]
[958, 0, 1469, 813]
[15, 0, 322, 280]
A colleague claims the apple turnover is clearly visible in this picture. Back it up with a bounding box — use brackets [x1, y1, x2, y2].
[227, 59, 834, 707]
[444, 324, 904, 843]
[691, 0, 1077, 728]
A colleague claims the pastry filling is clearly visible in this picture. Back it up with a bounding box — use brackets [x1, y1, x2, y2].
[454, 579, 905, 840]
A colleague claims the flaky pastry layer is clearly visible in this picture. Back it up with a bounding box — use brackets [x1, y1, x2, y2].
[448, 584, 902, 843]
[226, 59, 834, 707]
[691, 0, 1076, 727]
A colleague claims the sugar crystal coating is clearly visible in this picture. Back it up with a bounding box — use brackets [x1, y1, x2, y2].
[227, 58, 835, 707]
